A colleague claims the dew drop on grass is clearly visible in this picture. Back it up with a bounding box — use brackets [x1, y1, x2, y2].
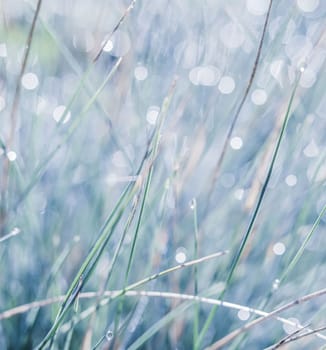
[53, 105, 71, 124]
[270, 60, 284, 84]
[175, 247, 187, 263]
[272, 279, 280, 290]
[299, 63, 307, 73]
[0, 95, 6, 111]
[299, 67, 316, 88]
[218, 76, 235, 94]
[273, 242, 286, 255]
[9, 227, 21, 236]
[52, 235, 60, 247]
[36, 96, 47, 115]
[189, 198, 196, 210]
[103, 30, 131, 57]
[103, 39, 113, 52]
[303, 140, 319, 158]
[230, 136, 243, 150]
[146, 106, 160, 125]
[189, 66, 220, 86]
[237, 309, 250, 321]
[7, 151, 17, 161]
[106, 330, 113, 341]
[234, 188, 244, 200]
[283, 318, 301, 334]
[134, 65, 148, 81]
[285, 174, 297, 187]
[21, 72, 39, 90]
[251, 89, 267, 105]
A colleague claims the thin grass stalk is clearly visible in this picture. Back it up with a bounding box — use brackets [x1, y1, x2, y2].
[205, 287, 326, 350]
[279, 204, 326, 284]
[196, 72, 302, 348]
[35, 183, 135, 349]
[3, 286, 326, 346]
[266, 325, 326, 350]
[13, 0, 138, 211]
[83, 191, 141, 347]
[191, 198, 200, 350]
[14, 58, 122, 211]
[105, 78, 178, 346]
[205, 0, 274, 208]
[36, 17, 132, 167]
[1, 251, 227, 322]
[93, 0, 137, 62]
[35, 78, 178, 349]
[0, 0, 42, 236]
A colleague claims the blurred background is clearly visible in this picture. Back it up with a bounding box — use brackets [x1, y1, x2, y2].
[0, 0, 325, 348]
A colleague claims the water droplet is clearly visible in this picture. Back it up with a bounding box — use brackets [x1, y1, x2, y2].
[299, 67, 316, 88]
[251, 89, 267, 105]
[237, 309, 250, 321]
[103, 39, 113, 52]
[283, 318, 301, 334]
[303, 140, 319, 158]
[234, 188, 244, 200]
[175, 247, 187, 263]
[285, 174, 297, 187]
[36, 97, 47, 115]
[246, 0, 270, 16]
[218, 76, 235, 94]
[134, 65, 148, 81]
[106, 330, 113, 341]
[297, 0, 319, 13]
[21, 72, 39, 90]
[270, 60, 285, 85]
[104, 30, 131, 57]
[273, 242, 286, 256]
[53, 105, 71, 124]
[189, 65, 221, 86]
[10, 227, 21, 236]
[146, 106, 160, 125]
[189, 198, 196, 210]
[272, 279, 280, 290]
[0, 95, 6, 112]
[7, 151, 17, 161]
[0, 43, 7, 58]
[52, 235, 60, 247]
[220, 22, 244, 49]
[230, 136, 243, 150]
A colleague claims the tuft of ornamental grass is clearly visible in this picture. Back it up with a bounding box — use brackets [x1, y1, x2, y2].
[0, 0, 325, 349]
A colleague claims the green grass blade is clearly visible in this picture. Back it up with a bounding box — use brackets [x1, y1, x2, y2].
[196, 72, 301, 348]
